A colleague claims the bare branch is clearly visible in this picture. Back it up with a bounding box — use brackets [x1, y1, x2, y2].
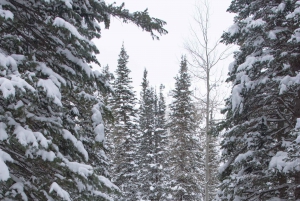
[183, 0, 232, 200]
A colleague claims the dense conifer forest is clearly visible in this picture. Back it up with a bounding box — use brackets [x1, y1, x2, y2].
[1, 0, 300, 201]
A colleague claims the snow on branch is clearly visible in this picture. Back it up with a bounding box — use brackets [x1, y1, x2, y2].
[13, 124, 52, 150]
[0, 149, 13, 181]
[231, 84, 243, 113]
[219, 145, 247, 174]
[268, 151, 300, 173]
[237, 55, 274, 72]
[37, 78, 62, 106]
[234, 150, 254, 163]
[57, 152, 93, 178]
[53, 17, 86, 41]
[98, 176, 120, 191]
[0, 6, 13, 20]
[49, 182, 71, 201]
[0, 75, 35, 99]
[227, 23, 239, 36]
[66, 161, 93, 178]
[62, 129, 89, 161]
[9, 182, 28, 201]
[92, 104, 105, 142]
[14, 125, 39, 147]
[0, 52, 18, 71]
[93, 190, 113, 201]
[37, 63, 66, 87]
[0, 122, 8, 141]
[57, 48, 92, 77]
[279, 73, 300, 94]
[36, 150, 56, 161]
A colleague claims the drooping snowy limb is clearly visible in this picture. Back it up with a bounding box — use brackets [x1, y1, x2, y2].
[219, 145, 247, 176]
[0, 5, 13, 19]
[9, 182, 28, 201]
[92, 103, 106, 142]
[0, 149, 14, 181]
[98, 175, 120, 191]
[106, 3, 168, 40]
[49, 182, 71, 201]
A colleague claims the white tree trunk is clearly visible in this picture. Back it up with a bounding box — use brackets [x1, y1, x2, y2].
[205, 51, 210, 201]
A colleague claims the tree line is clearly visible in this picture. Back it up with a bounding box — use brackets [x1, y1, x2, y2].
[103, 44, 216, 200]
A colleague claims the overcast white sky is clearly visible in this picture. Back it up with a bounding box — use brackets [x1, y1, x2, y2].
[93, 0, 235, 95]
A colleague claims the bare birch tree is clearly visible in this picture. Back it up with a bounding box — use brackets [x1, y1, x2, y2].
[184, 0, 231, 200]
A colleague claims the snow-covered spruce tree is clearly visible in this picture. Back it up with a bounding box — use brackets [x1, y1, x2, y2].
[0, 1, 166, 200]
[100, 65, 114, 151]
[207, 124, 220, 200]
[137, 70, 170, 200]
[101, 65, 115, 107]
[136, 69, 156, 200]
[110, 44, 139, 200]
[218, 0, 300, 200]
[153, 84, 171, 200]
[168, 56, 202, 200]
[99, 64, 116, 196]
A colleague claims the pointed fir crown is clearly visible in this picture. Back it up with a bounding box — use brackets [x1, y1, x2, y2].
[114, 43, 133, 86]
[102, 64, 115, 82]
[157, 84, 167, 127]
[140, 68, 150, 98]
[140, 68, 154, 105]
[139, 68, 156, 132]
[170, 56, 195, 125]
[112, 43, 137, 116]
[174, 55, 192, 95]
[179, 55, 188, 75]
[117, 43, 129, 68]
[142, 68, 149, 90]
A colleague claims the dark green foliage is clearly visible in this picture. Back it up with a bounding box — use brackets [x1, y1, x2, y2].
[168, 56, 202, 200]
[137, 69, 156, 200]
[137, 70, 170, 200]
[153, 84, 171, 200]
[219, 0, 300, 200]
[109, 44, 139, 200]
[0, 0, 166, 200]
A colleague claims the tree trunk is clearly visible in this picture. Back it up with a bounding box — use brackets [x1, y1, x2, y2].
[205, 70, 210, 201]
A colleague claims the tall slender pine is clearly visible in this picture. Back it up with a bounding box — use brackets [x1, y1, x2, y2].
[137, 69, 156, 200]
[154, 84, 170, 200]
[168, 56, 202, 200]
[108, 44, 139, 200]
